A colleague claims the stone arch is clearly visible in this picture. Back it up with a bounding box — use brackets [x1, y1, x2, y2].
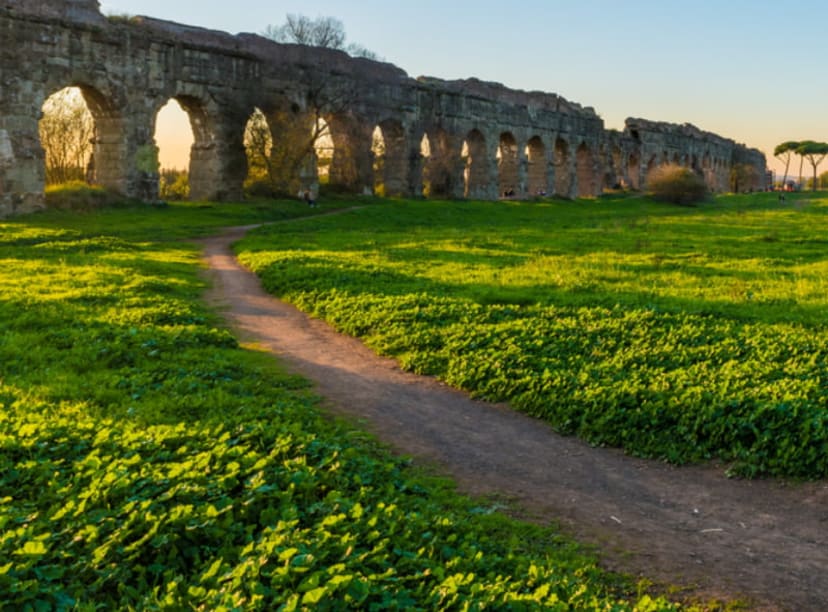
[421, 128, 453, 198]
[526, 136, 547, 196]
[150, 90, 248, 201]
[39, 83, 126, 193]
[553, 137, 571, 197]
[372, 119, 407, 197]
[153, 95, 215, 201]
[240, 101, 321, 198]
[462, 129, 489, 199]
[155, 98, 196, 200]
[497, 132, 519, 197]
[39, 86, 95, 186]
[576, 142, 596, 197]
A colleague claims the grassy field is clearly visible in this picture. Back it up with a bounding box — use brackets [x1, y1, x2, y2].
[237, 192, 828, 479]
[0, 199, 682, 609]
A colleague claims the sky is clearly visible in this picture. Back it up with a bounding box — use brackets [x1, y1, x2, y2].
[98, 0, 828, 177]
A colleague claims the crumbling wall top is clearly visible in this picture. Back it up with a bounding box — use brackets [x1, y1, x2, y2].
[3, 0, 104, 24]
[417, 76, 599, 119]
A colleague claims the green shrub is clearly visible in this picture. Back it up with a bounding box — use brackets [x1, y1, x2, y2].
[243, 176, 279, 198]
[159, 169, 189, 201]
[646, 164, 708, 205]
[44, 181, 126, 211]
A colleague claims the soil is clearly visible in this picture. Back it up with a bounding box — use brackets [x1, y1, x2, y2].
[200, 225, 828, 611]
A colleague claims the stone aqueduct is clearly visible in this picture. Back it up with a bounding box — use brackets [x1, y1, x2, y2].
[0, 0, 767, 218]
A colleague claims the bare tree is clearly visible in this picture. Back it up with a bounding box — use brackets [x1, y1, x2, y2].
[39, 88, 94, 185]
[263, 14, 381, 60]
[263, 15, 346, 49]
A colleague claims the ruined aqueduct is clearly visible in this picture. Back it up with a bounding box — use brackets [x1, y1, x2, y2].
[0, 0, 767, 218]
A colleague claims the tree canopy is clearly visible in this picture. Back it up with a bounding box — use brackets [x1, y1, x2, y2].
[773, 140, 798, 187]
[795, 141, 828, 191]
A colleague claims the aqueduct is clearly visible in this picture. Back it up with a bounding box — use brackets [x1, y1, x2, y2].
[0, 0, 767, 217]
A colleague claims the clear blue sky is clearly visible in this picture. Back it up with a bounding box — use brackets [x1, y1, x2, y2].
[99, 0, 828, 176]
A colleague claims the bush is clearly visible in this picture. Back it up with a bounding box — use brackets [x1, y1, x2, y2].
[159, 169, 189, 201]
[243, 177, 279, 199]
[44, 181, 125, 211]
[646, 164, 708, 205]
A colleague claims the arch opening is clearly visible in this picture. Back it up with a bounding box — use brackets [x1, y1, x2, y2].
[315, 117, 334, 186]
[39, 87, 95, 187]
[463, 129, 488, 199]
[371, 120, 407, 197]
[371, 125, 386, 196]
[243, 107, 274, 197]
[154, 98, 196, 200]
[421, 129, 453, 198]
[498, 132, 519, 197]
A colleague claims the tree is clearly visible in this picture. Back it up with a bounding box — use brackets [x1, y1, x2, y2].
[646, 163, 708, 205]
[263, 14, 380, 60]
[795, 141, 828, 192]
[729, 163, 758, 194]
[263, 15, 346, 49]
[243, 89, 349, 197]
[250, 16, 372, 196]
[773, 141, 798, 188]
[244, 108, 276, 191]
[39, 88, 95, 185]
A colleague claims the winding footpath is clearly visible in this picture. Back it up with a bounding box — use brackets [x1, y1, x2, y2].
[201, 225, 828, 611]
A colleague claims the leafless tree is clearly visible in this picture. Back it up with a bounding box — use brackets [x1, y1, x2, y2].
[263, 14, 381, 60]
[39, 88, 94, 185]
[263, 15, 346, 50]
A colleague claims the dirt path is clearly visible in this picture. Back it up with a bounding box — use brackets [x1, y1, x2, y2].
[201, 226, 828, 611]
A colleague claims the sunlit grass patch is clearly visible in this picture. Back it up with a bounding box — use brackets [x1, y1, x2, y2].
[238, 192, 828, 478]
[0, 201, 682, 609]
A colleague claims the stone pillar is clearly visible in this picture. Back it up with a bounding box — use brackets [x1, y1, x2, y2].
[5, 0, 105, 24]
[379, 124, 409, 197]
[467, 146, 497, 200]
[517, 150, 528, 196]
[91, 114, 128, 194]
[329, 118, 373, 195]
[0, 79, 49, 216]
[119, 99, 161, 201]
[0, 114, 45, 216]
[406, 142, 424, 198]
[189, 112, 246, 201]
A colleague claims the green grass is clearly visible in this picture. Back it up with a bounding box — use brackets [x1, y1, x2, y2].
[237, 192, 828, 478]
[0, 199, 682, 609]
